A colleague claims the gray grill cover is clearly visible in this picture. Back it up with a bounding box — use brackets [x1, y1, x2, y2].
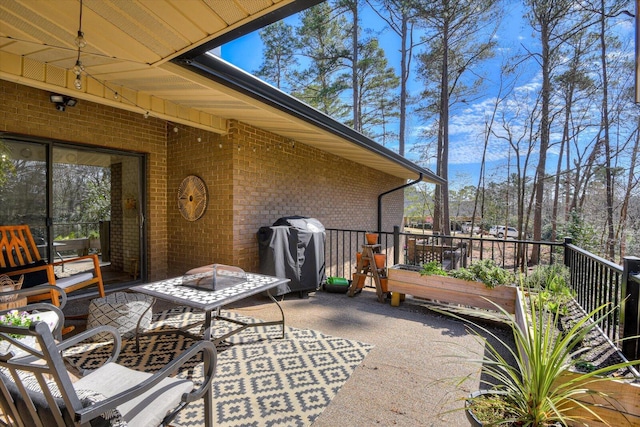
[257, 217, 326, 296]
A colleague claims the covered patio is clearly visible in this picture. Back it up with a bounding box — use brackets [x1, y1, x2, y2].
[0, 0, 443, 289]
[0, 2, 455, 425]
[2, 2, 640, 426]
[60, 285, 504, 427]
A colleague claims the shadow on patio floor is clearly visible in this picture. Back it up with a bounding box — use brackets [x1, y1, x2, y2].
[62, 286, 515, 427]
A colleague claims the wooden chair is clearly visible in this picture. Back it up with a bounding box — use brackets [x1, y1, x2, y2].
[0, 302, 217, 427]
[407, 239, 468, 270]
[0, 225, 105, 306]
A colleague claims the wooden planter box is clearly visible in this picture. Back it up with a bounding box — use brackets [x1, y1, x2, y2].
[89, 238, 101, 251]
[514, 289, 640, 426]
[55, 238, 90, 256]
[387, 264, 517, 314]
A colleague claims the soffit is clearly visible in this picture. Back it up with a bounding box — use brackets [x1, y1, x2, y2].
[0, 0, 442, 183]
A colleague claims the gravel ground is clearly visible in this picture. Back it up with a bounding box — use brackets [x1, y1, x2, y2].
[559, 298, 639, 379]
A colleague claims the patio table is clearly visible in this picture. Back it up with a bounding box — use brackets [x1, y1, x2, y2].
[131, 270, 289, 349]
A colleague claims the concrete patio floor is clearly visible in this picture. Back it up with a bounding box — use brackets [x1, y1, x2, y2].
[63, 286, 514, 427]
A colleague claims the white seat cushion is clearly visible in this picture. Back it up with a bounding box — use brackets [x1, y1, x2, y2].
[74, 362, 193, 427]
[55, 272, 94, 289]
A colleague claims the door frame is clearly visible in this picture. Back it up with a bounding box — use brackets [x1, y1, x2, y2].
[1, 132, 147, 285]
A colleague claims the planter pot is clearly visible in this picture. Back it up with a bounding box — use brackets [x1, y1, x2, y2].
[466, 390, 560, 427]
[89, 238, 101, 250]
[365, 233, 378, 245]
[465, 390, 487, 427]
[374, 253, 386, 269]
[356, 252, 369, 267]
[352, 273, 365, 289]
[0, 296, 27, 310]
[379, 277, 388, 293]
[387, 264, 517, 313]
[466, 391, 565, 426]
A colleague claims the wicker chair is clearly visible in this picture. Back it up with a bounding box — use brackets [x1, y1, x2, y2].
[0, 301, 217, 427]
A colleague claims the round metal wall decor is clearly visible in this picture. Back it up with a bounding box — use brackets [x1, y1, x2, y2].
[178, 175, 207, 221]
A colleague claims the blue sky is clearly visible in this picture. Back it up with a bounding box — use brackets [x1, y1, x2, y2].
[220, 3, 636, 190]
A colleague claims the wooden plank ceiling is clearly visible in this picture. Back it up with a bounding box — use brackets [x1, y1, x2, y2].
[0, 0, 441, 182]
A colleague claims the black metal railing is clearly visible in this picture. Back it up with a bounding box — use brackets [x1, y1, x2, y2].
[29, 222, 100, 240]
[621, 257, 640, 361]
[564, 239, 622, 346]
[325, 227, 563, 279]
[53, 222, 100, 239]
[563, 240, 640, 360]
[325, 228, 640, 361]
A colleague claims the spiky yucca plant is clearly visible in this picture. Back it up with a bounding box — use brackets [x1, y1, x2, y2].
[448, 291, 638, 426]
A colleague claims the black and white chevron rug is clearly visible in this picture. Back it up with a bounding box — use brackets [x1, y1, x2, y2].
[64, 306, 373, 427]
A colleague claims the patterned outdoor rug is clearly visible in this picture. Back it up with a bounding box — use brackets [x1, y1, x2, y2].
[64, 306, 373, 427]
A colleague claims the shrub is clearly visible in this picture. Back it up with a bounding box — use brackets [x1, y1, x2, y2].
[524, 264, 570, 290]
[449, 259, 515, 289]
[419, 260, 448, 277]
[420, 259, 514, 289]
[525, 265, 574, 316]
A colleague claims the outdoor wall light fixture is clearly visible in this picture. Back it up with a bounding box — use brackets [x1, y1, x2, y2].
[50, 94, 78, 111]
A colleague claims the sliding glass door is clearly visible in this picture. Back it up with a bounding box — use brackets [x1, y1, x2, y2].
[0, 136, 145, 289]
[0, 140, 47, 238]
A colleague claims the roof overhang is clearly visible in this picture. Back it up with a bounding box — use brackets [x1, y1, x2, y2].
[0, 0, 443, 184]
[169, 54, 443, 184]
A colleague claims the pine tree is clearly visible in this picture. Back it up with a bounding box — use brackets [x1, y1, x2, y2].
[292, 2, 350, 120]
[415, 0, 501, 236]
[255, 21, 299, 91]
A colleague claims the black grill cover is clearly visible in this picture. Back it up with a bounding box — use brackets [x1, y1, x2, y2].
[257, 216, 326, 296]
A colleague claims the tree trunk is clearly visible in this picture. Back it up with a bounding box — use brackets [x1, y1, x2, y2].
[399, 14, 408, 157]
[436, 22, 451, 237]
[552, 95, 571, 242]
[616, 117, 639, 261]
[598, 0, 615, 261]
[531, 12, 553, 265]
[352, 2, 360, 131]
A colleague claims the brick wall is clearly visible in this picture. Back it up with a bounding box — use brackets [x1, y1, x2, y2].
[121, 156, 141, 275]
[0, 81, 168, 280]
[166, 124, 236, 276]
[167, 119, 405, 274]
[2, 80, 406, 280]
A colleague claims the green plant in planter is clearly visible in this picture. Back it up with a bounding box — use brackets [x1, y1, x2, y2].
[444, 292, 639, 427]
[0, 310, 40, 339]
[419, 260, 449, 277]
[449, 260, 514, 289]
[421, 259, 514, 289]
[525, 265, 575, 317]
[524, 264, 570, 290]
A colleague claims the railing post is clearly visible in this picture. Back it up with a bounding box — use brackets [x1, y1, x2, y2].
[393, 225, 400, 266]
[563, 237, 572, 268]
[621, 256, 640, 361]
